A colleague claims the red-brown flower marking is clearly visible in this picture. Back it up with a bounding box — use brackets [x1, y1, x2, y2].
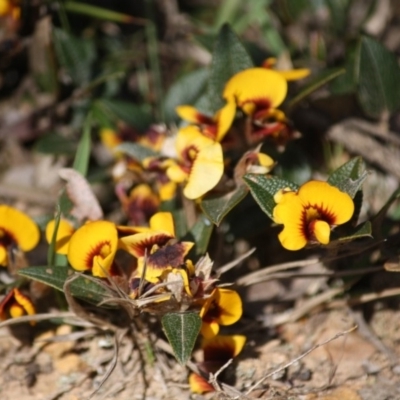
[273, 181, 355, 250]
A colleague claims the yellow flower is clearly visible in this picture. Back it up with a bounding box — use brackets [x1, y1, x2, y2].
[166, 125, 224, 199]
[199, 288, 242, 338]
[0, 288, 36, 325]
[188, 373, 214, 394]
[67, 220, 119, 277]
[45, 219, 76, 255]
[176, 99, 236, 142]
[120, 212, 194, 283]
[189, 334, 246, 394]
[0, 205, 40, 267]
[0, 0, 20, 20]
[273, 181, 354, 251]
[223, 68, 287, 119]
[116, 183, 160, 226]
[262, 57, 310, 81]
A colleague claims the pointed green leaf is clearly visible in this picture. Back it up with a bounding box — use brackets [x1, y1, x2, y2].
[162, 312, 201, 365]
[53, 28, 95, 86]
[207, 24, 253, 112]
[35, 133, 77, 156]
[185, 214, 214, 256]
[115, 142, 159, 162]
[18, 266, 110, 305]
[243, 174, 299, 219]
[163, 68, 209, 123]
[357, 36, 400, 118]
[73, 112, 92, 177]
[288, 68, 345, 109]
[338, 221, 373, 242]
[65, 1, 135, 23]
[201, 185, 248, 226]
[327, 157, 367, 198]
[94, 99, 152, 131]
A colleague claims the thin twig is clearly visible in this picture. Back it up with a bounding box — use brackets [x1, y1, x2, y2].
[88, 328, 128, 399]
[209, 358, 234, 392]
[237, 258, 319, 286]
[243, 325, 358, 397]
[0, 311, 77, 328]
[217, 248, 256, 275]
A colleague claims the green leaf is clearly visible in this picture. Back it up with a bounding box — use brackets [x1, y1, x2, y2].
[327, 157, 367, 198]
[18, 266, 110, 305]
[288, 68, 345, 109]
[73, 112, 92, 177]
[243, 174, 299, 219]
[338, 221, 373, 242]
[93, 99, 152, 131]
[371, 187, 400, 238]
[207, 24, 253, 112]
[330, 43, 358, 95]
[64, 1, 136, 23]
[53, 28, 95, 86]
[185, 215, 214, 256]
[163, 68, 209, 123]
[357, 36, 400, 118]
[161, 312, 201, 365]
[115, 142, 158, 163]
[201, 185, 248, 226]
[35, 133, 77, 156]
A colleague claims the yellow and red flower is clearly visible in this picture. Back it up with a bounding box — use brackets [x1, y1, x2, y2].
[0, 205, 40, 267]
[45, 219, 76, 255]
[223, 68, 287, 120]
[176, 99, 236, 142]
[199, 288, 242, 338]
[0, 0, 20, 20]
[0, 288, 36, 325]
[165, 125, 224, 199]
[189, 334, 246, 394]
[273, 181, 355, 251]
[116, 183, 160, 226]
[262, 57, 310, 81]
[120, 212, 194, 283]
[67, 220, 119, 278]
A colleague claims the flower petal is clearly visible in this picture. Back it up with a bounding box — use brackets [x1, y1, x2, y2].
[273, 192, 308, 251]
[278, 68, 310, 81]
[149, 212, 175, 236]
[202, 334, 246, 361]
[67, 221, 118, 277]
[189, 373, 214, 394]
[214, 288, 243, 325]
[214, 99, 236, 142]
[0, 205, 40, 252]
[45, 219, 75, 255]
[312, 220, 330, 245]
[184, 142, 224, 199]
[223, 68, 288, 112]
[298, 181, 354, 225]
[176, 105, 213, 125]
[119, 231, 174, 258]
[137, 241, 194, 282]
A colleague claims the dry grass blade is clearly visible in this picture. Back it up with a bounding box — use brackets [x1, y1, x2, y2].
[217, 247, 256, 275]
[0, 311, 77, 327]
[237, 258, 320, 286]
[88, 328, 128, 400]
[63, 274, 118, 331]
[243, 325, 358, 397]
